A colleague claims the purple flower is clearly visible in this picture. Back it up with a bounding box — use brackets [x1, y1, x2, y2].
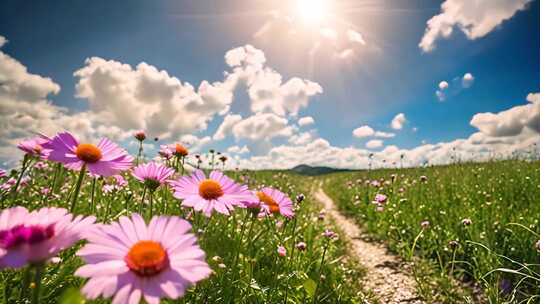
[45, 132, 133, 177]
[0, 207, 95, 269]
[373, 194, 388, 204]
[132, 162, 174, 191]
[75, 214, 211, 303]
[169, 170, 256, 217]
[158, 145, 173, 160]
[17, 136, 51, 158]
[277, 245, 287, 257]
[0, 169, 6, 179]
[296, 242, 307, 251]
[256, 187, 295, 219]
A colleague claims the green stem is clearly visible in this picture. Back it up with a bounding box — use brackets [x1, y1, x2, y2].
[139, 186, 147, 215]
[312, 240, 329, 304]
[11, 155, 31, 201]
[149, 191, 154, 219]
[90, 178, 97, 214]
[137, 141, 143, 165]
[31, 264, 44, 304]
[70, 165, 86, 213]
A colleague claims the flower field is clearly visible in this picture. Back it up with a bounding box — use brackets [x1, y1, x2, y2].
[323, 160, 540, 303]
[0, 133, 364, 303]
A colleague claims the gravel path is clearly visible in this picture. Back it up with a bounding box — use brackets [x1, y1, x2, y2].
[314, 188, 424, 304]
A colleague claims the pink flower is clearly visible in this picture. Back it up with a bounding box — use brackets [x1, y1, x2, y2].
[34, 161, 49, 170]
[45, 132, 133, 177]
[0, 169, 6, 179]
[17, 136, 50, 158]
[113, 175, 129, 188]
[158, 145, 173, 160]
[0, 178, 16, 191]
[75, 214, 211, 303]
[373, 194, 387, 204]
[132, 162, 174, 192]
[134, 130, 146, 142]
[535, 240, 540, 250]
[256, 187, 295, 219]
[323, 229, 336, 239]
[0, 207, 95, 269]
[277, 245, 287, 257]
[169, 170, 255, 217]
[296, 242, 307, 251]
[421, 221, 430, 229]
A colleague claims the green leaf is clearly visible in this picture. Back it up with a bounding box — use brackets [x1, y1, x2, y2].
[303, 278, 317, 298]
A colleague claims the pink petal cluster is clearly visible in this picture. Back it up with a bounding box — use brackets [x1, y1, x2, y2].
[75, 214, 211, 304]
[0, 207, 95, 268]
[132, 162, 175, 189]
[257, 187, 295, 219]
[45, 132, 133, 177]
[17, 136, 51, 158]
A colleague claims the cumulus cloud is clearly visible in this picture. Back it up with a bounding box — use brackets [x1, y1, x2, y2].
[353, 125, 374, 138]
[227, 145, 250, 154]
[298, 116, 315, 127]
[420, 0, 531, 52]
[366, 139, 384, 149]
[391, 113, 407, 130]
[347, 29, 366, 45]
[462, 73, 475, 88]
[470, 93, 540, 137]
[0, 36, 7, 48]
[231, 112, 293, 141]
[213, 114, 243, 140]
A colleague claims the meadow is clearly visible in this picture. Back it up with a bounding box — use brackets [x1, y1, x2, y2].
[0, 133, 365, 304]
[323, 160, 540, 303]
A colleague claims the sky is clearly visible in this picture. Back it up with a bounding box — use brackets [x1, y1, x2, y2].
[1, 0, 540, 169]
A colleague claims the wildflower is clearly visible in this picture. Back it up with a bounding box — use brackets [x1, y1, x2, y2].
[376, 205, 384, 212]
[34, 161, 48, 170]
[420, 176, 428, 183]
[134, 130, 146, 142]
[0, 178, 16, 191]
[113, 175, 128, 188]
[499, 278, 512, 295]
[212, 256, 221, 262]
[256, 187, 294, 219]
[323, 229, 336, 239]
[296, 242, 307, 251]
[45, 132, 133, 177]
[277, 245, 287, 257]
[0, 169, 5, 179]
[17, 136, 50, 158]
[170, 170, 255, 217]
[535, 240, 540, 250]
[218, 263, 227, 269]
[421, 220, 430, 229]
[0, 207, 95, 269]
[158, 145, 173, 160]
[173, 144, 189, 158]
[132, 162, 174, 192]
[40, 187, 51, 195]
[461, 218, 472, 226]
[317, 211, 326, 221]
[75, 214, 211, 303]
[296, 194, 305, 204]
[373, 194, 388, 204]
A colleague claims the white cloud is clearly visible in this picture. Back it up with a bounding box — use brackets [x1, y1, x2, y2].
[225, 44, 266, 69]
[213, 114, 242, 140]
[462, 73, 475, 88]
[420, 0, 531, 52]
[0, 36, 7, 48]
[366, 139, 384, 149]
[232, 112, 293, 141]
[353, 125, 374, 138]
[298, 116, 315, 127]
[347, 29, 366, 45]
[179, 134, 212, 153]
[374, 131, 396, 138]
[391, 113, 407, 130]
[227, 145, 250, 154]
[439, 81, 449, 90]
[470, 93, 540, 137]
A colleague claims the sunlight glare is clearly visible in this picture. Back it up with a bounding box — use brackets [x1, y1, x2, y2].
[296, 0, 329, 26]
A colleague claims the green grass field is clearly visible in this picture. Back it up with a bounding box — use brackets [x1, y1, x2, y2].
[323, 160, 540, 303]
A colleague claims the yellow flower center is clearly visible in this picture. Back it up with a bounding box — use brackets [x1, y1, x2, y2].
[199, 179, 224, 200]
[257, 192, 280, 213]
[175, 144, 188, 157]
[125, 241, 168, 277]
[75, 143, 102, 163]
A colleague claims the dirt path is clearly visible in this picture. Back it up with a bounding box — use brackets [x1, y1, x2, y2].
[314, 188, 423, 304]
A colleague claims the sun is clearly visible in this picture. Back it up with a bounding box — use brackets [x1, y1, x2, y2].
[296, 0, 329, 26]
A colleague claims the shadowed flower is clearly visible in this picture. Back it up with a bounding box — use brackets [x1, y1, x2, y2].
[132, 162, 175, 192]
[75, 214, 211, 303]
[461, 218, 472, 226]
[17, 136, 51, 158]
[45, 132, 133, 177]
[0, 207, 95, 269]
[257, 187, 294, 219]
[170, 170, 255, 217]
[296, 242, 307, 251]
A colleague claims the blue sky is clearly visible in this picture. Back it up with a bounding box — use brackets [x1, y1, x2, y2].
[1, 0, 540, 169]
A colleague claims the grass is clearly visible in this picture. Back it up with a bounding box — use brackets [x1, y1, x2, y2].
[0, 161, 367, 303]
[322, 160, 540, 303]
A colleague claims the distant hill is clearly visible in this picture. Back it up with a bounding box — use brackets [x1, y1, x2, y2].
[290, 164, 350, 176]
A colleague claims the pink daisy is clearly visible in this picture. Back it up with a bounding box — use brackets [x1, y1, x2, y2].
[132, 162, 175, 191]
[256, 187, 295, 219]
[0, 207, 95, 269]
[0, 169, 6, 179]
[17, 136, 51, 158]
[169, 170, 256, 217]
[75, 214, 211, 304]
[45, 132, 133, 177]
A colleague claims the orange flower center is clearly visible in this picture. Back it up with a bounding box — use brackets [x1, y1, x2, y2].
[199, 179, 224, 200]
[257, 192, 280, 213]
[75, 144, 102, 163]
[175, 144, 188, 157]
[125, 241, 168, 277]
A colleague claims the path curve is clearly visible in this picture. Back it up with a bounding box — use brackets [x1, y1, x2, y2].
[314, 188, 423, 304]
